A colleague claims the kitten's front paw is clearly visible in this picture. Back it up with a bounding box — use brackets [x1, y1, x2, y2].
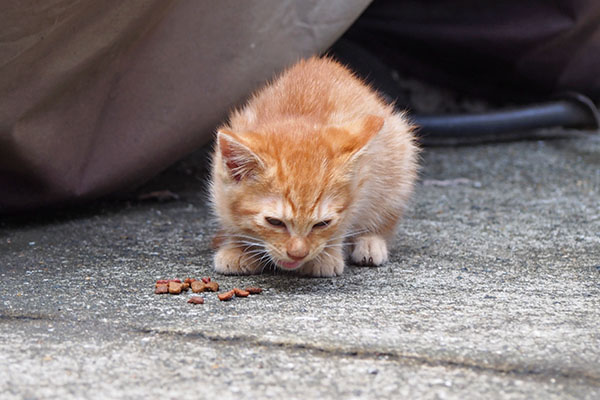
[214, 246, 262, 275]
[298, 251, 345, 277]
[351, 235, 388, 266]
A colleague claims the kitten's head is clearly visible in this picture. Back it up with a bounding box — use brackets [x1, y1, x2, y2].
[211, 115, 383, 271]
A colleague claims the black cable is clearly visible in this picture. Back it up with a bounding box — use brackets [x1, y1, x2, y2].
[413, 93, 600, 138]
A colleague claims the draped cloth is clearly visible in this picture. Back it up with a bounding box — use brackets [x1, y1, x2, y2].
[0, 0, 371, 212]
[342, 0, 600, 100]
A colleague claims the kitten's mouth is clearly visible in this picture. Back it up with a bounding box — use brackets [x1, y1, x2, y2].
[277, 260, 302, 270]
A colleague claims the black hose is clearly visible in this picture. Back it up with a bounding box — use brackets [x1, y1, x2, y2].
[412, 93, 600, 138]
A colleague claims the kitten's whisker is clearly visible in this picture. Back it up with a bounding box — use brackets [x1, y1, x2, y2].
[259, 251, 275, 266]
[242, 248, 269, 256]
[257, 246, 279, 269]
[240, 250, 274, 272]
[228, 234, 268, 245]
[261, 254, 277, 272]
[228, 239, 262, 247]
[241, 247, 266, 258]
[227, 233, 263, 242]
[327, 228, 370, 243]
[225, 240, 267, 250]
[314, 247, 335, 265]
[321, 242, 346, 249]
[239, 255, 260, 267]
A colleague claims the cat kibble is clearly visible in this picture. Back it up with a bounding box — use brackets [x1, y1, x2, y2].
[154, 278, 261, 304]
[168, 281, 183, 294]
[218, 290, 235, 301]
[155, 284, 168, 294]
[191, 280, 205, 293]
[233, 288, 250, 297]
[204, 281, 219, 292]
[184, 278, 197, 285]
[187, 296, 205, 304]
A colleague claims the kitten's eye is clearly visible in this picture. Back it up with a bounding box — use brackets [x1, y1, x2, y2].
[265, 217, 285, 228]
[312, 220, 331, 229]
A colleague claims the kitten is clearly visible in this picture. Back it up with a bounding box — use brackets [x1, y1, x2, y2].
[209, 57, 419, 277]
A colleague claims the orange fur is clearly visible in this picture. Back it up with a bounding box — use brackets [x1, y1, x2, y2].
[210, 57, 419, 277]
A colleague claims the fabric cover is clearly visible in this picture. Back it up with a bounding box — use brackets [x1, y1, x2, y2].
[342, 0, 600, 100]
[0, 0, 372, 212]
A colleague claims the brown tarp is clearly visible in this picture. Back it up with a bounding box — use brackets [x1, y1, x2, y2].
[0, 0, 372, 213]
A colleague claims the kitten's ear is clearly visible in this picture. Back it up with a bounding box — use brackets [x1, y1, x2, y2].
[331, 115, 384, 156]
[217, 129, 263, 182]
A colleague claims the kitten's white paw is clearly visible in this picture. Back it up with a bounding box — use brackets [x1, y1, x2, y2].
[214, 246, 262, 275]
[298, 251, 345, 277]
[351, 235, 388, 266]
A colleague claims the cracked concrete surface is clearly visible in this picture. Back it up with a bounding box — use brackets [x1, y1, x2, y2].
[1, 132, 599, 399]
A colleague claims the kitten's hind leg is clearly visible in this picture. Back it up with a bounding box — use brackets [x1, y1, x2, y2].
[350, 234, 388, 266]
[213, 244, 264, 275]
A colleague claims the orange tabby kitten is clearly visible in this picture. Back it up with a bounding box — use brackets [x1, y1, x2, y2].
[210, 57, 419, 277]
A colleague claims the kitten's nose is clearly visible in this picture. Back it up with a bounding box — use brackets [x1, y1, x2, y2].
[286, 238, 308, 260]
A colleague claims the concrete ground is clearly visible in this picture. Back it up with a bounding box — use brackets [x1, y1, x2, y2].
[1, 130, 599, 399]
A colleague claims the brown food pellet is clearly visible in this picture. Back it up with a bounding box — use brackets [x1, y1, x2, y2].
[218, 290, 235, 301]
[168, 279, 182, 284]
[155, 284, 168, 294]
[204, 281, 219, 292]
[156, 279, 169, 285]
[182, 282, 190, 291]
[191, 281, 206, 293]
[233, 288, 250, 297]
[168, 281, 183, 294]
[201, 277, 211, 284]
[245, 287, 262, 295]
[187, 296, 205, 304]
[184, 278, 196, 285]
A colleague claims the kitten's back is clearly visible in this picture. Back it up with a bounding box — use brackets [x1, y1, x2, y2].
[231, 57, 392, 129]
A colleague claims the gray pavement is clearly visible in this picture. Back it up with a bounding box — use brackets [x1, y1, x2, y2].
[1, 131, 599, 399]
